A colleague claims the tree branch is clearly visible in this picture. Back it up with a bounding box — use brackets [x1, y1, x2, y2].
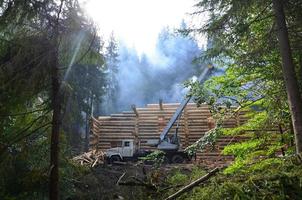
[0, 122, 51, 157]
[0, 107, 49, 117]
[59, 30, 97, 71]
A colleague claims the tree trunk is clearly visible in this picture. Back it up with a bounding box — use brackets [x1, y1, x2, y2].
[49, 1, 64, 199]
[84, 66, 90, 152]
[272, 0, 302, 154]
[49, 46, 61, 200]
[85, 93, 93, 152]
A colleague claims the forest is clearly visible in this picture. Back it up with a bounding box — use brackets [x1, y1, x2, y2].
[1, 0, 302, 199]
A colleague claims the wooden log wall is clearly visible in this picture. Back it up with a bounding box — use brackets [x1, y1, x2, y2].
[90, 103, 249, 167]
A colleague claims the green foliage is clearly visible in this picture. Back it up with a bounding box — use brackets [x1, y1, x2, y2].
[179, 4, 302, 200]
[191, 158, 302, 200]
[0, 0, 106, 198]
[185, 0, 301, 180]
[0, 127, 90, 199]
[160, 157, 302, 200]
[162, 166, 207, 199]
[189, 166, 207, 180]
[0, 128, 49, 199]
[185, 125, 223, 156]
[223, 139, 264, 159]
[167, 170, 188, 185]
[223, 111, 269, 136]
[220, 109, 294, 174]
[140, 150, 166, 168]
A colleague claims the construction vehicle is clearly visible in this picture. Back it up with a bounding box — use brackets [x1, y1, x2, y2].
[105, 67, 213, 164]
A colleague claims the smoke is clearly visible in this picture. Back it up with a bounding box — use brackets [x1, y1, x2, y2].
[111, 27, 208, 113]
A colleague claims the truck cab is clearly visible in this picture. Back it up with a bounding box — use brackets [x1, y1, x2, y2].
[105, 140, 135, 163]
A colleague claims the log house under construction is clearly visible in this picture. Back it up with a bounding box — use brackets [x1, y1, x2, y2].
[90, 103, 248, 167]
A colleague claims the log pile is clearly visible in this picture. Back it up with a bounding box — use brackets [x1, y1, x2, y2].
[73, 149, 105, 167]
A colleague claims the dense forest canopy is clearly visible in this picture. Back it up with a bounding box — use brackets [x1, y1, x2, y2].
[0, 0, 302, 199]
[186, 0, 302, 154]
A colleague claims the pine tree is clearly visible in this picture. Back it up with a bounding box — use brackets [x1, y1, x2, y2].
[103, 33, 120, 114]
[272, 0, 302, 153]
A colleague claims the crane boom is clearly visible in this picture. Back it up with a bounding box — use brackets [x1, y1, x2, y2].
[158, 67, 212, 144]
[159, 96, 191, 141]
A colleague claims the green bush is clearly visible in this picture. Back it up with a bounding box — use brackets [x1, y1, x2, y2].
[167, 170, 188, 186]
[140, 150, 166, 168]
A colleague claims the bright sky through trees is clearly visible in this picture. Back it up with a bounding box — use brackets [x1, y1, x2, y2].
[82, 0, 196, 54]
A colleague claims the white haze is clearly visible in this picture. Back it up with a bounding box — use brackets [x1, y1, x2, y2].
[81, 0, 213, 114]
[113, 29, 206, 113]
[82, 0, 204, 54]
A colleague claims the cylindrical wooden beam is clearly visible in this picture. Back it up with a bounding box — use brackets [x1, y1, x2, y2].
[131, 104, 139, 117]
[207, 116, 215, 130]
[159, 99, 164, 110]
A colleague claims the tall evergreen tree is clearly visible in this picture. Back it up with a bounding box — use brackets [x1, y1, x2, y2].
[102, 33, 119, 114]
[272, 0, 302, 153]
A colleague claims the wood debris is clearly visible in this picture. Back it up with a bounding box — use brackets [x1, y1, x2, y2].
[73, 149, 105, 167]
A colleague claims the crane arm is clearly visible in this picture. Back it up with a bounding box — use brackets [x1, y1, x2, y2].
[158, 66, 212, 143]
[159, 96, 191, 141]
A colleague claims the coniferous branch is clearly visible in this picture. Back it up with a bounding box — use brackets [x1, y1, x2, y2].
[0, 107, 49, 117]
[0, 120, 51, 157]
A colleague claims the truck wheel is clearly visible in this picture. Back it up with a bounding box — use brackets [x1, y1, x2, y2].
[163, 156, 170, 164]
[171, 155, 184, 164]
[110, 155, 121, 163]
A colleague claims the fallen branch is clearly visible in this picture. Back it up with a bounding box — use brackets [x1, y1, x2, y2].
[160, 184, 184, 192]
[116, 172, 126, 186]
[165, 167, 219, 200]
[92, 156, 99, 168]
[118, 176, 157, 190]
[112, 161, 127, 165]
[118, 181, 157, 190]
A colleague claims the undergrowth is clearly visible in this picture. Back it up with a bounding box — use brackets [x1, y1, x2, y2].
[161, 156, 302, 200]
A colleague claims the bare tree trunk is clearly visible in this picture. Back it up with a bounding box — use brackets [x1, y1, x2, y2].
[49, 1, 64, 199]
[84, 66, 90, 152]
[272, 0, 302, 154]
[49, 46, 61, 200]
[86, 93, 93, 151]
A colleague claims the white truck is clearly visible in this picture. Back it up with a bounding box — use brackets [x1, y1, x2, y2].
[105, 139, 191, 164]
[105, 140, 137, 163]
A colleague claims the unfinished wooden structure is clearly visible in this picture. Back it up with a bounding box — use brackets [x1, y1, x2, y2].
[90, 103, 248, 167]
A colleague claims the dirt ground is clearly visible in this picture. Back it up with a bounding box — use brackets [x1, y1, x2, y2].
[72, 162, 196, 200]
